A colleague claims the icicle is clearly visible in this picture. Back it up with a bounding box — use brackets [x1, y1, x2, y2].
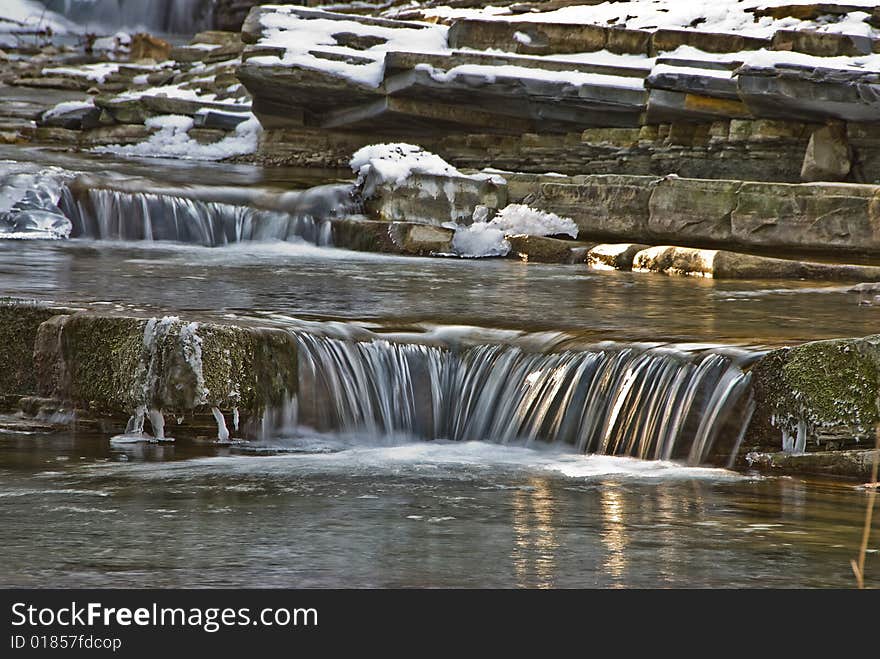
[232, 407, 239, 432]
[147, 409, 173, 443]
[125, 405, 146, 435]
[212, 407, 230, 443]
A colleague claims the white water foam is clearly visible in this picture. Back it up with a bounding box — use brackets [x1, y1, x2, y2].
[89, 438, 749, 483]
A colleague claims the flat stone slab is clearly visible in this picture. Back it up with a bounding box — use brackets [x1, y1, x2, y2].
[322, 95, 535, 134]
[533, 175, 655, 239]
[384, 50, 651, 79]
[382, 66, 646, 130]
[646, 89, 752, 123]
[647, 177, 741, 244]
[238, 61, 383, 127]
[732, 181, 880, 253]
[530, 173, 880, 256]
[738, 64, 880, 123]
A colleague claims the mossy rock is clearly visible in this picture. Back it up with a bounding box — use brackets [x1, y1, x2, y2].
[746, 336, 880, 452]
[33, 312, 298, 417]
[0, 300, 76, 405]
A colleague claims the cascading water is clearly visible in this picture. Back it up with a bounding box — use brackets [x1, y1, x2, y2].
[58, 183, 358, 246]
[42, 0, 215, 34]
[0, 162, 74, 239]
[291, 332, 756, 467]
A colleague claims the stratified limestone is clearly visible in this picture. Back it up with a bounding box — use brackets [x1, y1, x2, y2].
[731, 181, 880, 253]
[746, 336, 880, 453]
[31, 311, 298, 417]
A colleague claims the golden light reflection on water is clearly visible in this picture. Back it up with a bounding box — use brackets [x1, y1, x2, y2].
[512, 478, 558, 588]
[600, 483, 633, 587]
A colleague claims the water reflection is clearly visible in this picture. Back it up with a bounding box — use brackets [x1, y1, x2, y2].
[0, 240, 876, 344]
[600, 483, 628, 587]
[512, 479, 558, 588]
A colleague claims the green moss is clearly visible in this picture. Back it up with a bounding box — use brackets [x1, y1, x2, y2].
[0, 300, 74, 402]
[59, 315, 146, 413]
[747, 336, 880, 452]
[781, 338, 880, 429]
[32, 312, 298, 416]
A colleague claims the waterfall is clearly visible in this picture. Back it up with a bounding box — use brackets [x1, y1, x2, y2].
[43, 0, 215, 34]
[292, 332, 756, 466]
[58, 183, 358, 246]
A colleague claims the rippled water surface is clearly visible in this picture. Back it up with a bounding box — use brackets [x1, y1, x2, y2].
[0, 430, 875, 588]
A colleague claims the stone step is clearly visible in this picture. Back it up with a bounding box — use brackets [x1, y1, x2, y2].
[384, 49, 651, 79]
[447, 19, 771, 57]
[529, 174, 880, 257]
[382, 66, 646, 130]
[322, 95, 535, 134]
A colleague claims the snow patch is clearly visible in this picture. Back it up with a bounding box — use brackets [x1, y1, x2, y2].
[350, 142, 463, 187]
[423, 0, 880, 40]
[42, 62, 121, 84]
[93, 113, 261, 161]
[453, 204, 578, 258]
[250, 11, 449, 87]
[42, 99, 95, 121]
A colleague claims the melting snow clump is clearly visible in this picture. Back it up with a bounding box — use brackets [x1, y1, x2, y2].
[453, 204, 578, 258]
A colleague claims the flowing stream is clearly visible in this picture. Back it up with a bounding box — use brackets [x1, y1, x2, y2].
[0, 151, 877, 587]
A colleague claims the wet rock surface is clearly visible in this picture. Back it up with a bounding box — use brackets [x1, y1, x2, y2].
[0, 301, 297, 422]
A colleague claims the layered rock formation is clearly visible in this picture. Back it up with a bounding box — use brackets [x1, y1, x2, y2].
[237, 5, 880, 184]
